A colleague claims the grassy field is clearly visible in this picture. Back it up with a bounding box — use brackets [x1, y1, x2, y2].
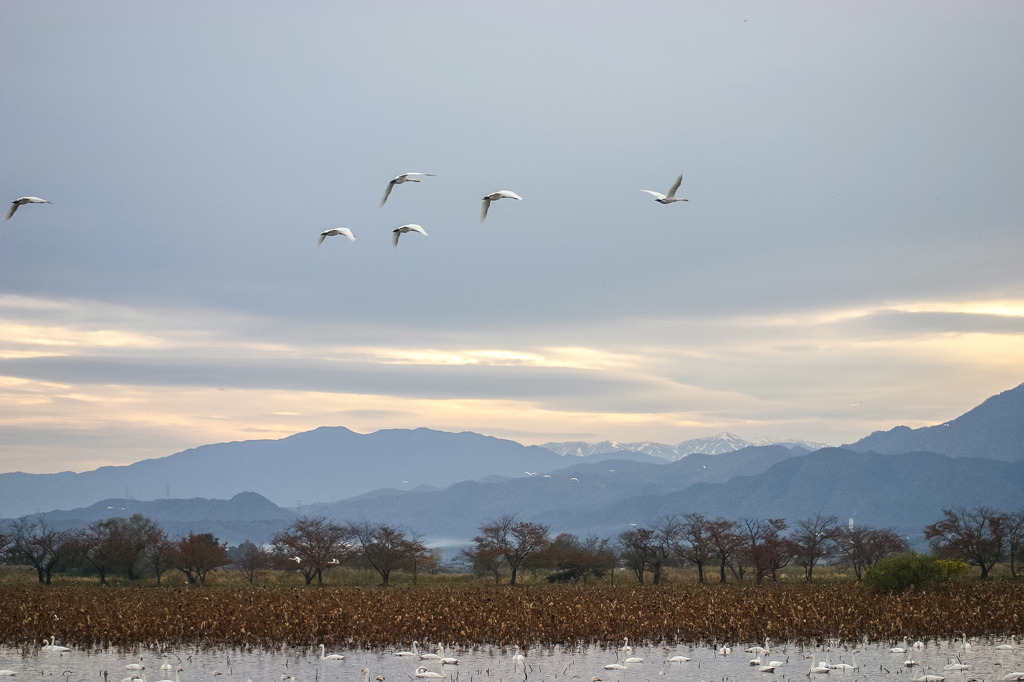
[1, 580, 1021, 650]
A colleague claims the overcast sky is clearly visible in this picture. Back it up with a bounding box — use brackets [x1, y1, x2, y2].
[2, 1, 1023, 474]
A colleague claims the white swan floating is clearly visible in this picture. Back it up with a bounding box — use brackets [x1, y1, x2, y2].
[415, 668, 442, 679]
[41, 637, 70, 653]
[319, 643, 345, 660]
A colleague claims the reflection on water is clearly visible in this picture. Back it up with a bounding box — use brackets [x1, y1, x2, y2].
[1, 638, 1021, 682]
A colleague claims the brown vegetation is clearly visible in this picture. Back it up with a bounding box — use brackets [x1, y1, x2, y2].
[0, 581, 1021, 651]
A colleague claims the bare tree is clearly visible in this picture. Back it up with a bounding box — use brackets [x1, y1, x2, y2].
[740, 517, 797, 584]
[462, 540, 504, 584]
[3, 517, 73, 584]
[673, 512, 716, 583]
[646, 516, 681, 585]
[1005, 510, 1024, 579]
[271, 516, 355, 586]
[172, 532, 231, 585]
[838, 525, 908, 580]
[73, 519, 133, 585]
[925, 506, 1008, 579]
[706, 517, 742, 582]
[349, 521, 427, 586]
[404, 535, 437, 585]
[541, 533, 616, 584]
[618, 526, 655, 584]
[791, 513, 841, 582]
[472, 513, 550, 585]
[144, 528, 175, 584]
[228, 541, 273, 584]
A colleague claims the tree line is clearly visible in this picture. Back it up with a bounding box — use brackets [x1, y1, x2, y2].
[2, 505, 1021, 586]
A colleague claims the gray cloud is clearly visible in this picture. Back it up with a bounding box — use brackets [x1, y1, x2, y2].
[2, 2, 1022, 472]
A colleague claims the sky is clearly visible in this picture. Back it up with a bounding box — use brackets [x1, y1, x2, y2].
[2, 1, 1023, 475]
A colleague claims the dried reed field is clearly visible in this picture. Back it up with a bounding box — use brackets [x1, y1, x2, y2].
[1, 582, 1021, 651]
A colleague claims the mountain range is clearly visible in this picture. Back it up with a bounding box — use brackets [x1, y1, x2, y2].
[2, 381, 1022, 546]
[540, 433, 830, 459]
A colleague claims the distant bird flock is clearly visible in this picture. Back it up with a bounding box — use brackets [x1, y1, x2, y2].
[5, 173, 687, 249]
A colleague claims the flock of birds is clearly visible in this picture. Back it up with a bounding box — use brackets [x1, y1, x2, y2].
[2, 634, 1022, 682]
[5, 172, 688, 249]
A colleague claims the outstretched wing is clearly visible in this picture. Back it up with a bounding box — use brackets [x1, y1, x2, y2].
[481, 198, 491, 222]
[392, 229, 401, 247]
[318, 232, 328, 246]
[641, 190, 666, 201]
[379, 182, 395, 208]
[666, 174, 683, 198]
[4, 203, 17, 220]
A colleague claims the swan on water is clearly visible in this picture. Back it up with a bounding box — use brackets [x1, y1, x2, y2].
[418, 646, 440, 661]
[380, 173, 435, 208]
[155, 667, 183, 682]
[996, 636, 1017, 650]
[414, 668, 442, 679]
[0, 671, 17, 676]
[319, 644, 345, 660]
[747, 639, 770, 655]
[808, 656, 830, 675]
[667, 655, 690, 663]
[392, 223, 427, 247]
[41, 637, 70, 653]
[603, 663, 626, 671]
[318, 228, 355, 245]
[641, 175, 687, 204]
[437, 645, 459, 665]
[393, 642, 417, 656]
[830, 653, 858, 672]
[126, 658, 145, 671]
[480, 190, 521, 222]
[6, 196, 51, 220]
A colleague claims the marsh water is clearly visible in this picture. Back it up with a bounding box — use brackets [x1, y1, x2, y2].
[1, 638, 1021, 682]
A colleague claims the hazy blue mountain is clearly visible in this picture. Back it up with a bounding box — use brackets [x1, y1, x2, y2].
[541, 432, 828, 460]
[552, 448, 1024, 539]
[33, 492, 295, 545]
[314, 447, 1024, 543]
[313, 445, 807, 541]
[12, 448, 1021, 547]
[0, 427, 568, 519]
[845, 381, 1024, 461]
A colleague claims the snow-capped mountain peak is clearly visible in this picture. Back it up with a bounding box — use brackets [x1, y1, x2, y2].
[539, 432, 829, 461]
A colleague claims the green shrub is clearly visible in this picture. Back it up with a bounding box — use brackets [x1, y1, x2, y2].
[864, 552, 943, 594]
[936, 558, 970, 580]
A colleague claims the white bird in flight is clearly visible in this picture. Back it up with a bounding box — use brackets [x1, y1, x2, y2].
[481, 190, 522, 222]
[641, 175, 688, 204]
[380, 173, 435, 207]
[392, 223, 428, 247]
[318, 228, 355, 245]
[6, 196, 52, 220]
